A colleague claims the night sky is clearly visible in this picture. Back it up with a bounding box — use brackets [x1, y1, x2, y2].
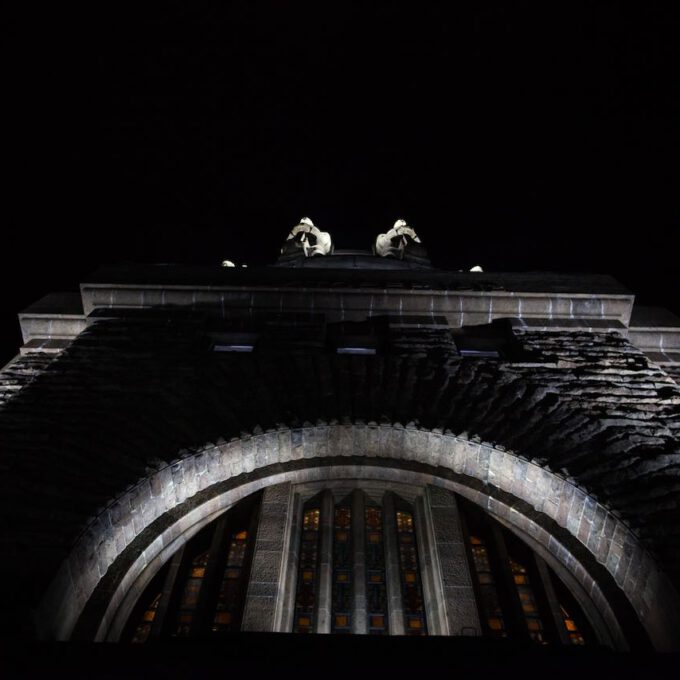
[3, 3, 679, 365]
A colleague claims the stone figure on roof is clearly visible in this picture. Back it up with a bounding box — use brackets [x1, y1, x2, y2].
[374, 219, 427, 260]
[281, 217, 333, 258]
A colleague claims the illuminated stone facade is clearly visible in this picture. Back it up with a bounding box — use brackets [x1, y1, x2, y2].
[2, 235, 679, 651]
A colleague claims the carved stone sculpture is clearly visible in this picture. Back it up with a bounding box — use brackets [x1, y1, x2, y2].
[281, 217, 332, 258]
[374, 219, 426, 260]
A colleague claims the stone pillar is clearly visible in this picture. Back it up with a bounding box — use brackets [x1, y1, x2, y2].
[274, 493, 303, 632]
[426, 485, 481, 636]
[383, 491, 405, 635]
[351, 489, 367, 634]
[241, 483, 294, 631]
[315, 489, 335, 633]
[414, 494, 447, 634]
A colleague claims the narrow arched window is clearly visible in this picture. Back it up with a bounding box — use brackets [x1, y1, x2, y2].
[395, 508, 427, 635]
[293, 501, 322, 633]
[467, 534, 507, 637]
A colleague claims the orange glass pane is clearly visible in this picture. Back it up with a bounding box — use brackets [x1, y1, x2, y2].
[405, 571, 416, 583]
[214, 612, 231, 625]
[302, 570, 314, 582]
[488, 618, 503, 631]
[335, 615, 349, 627]
[298, 616, 311, 627]
[370, 615, 385, 627]
[234, 530, 248, 540]
[191, 567, 206, 578]
[335, 530, 348, 542]
[514, 574, 527, 584]
[469, 536, 482, 545]
[408, 618, 422, 629]
[527, 619, 542, 631]
[565, 619, 577, 632]
[370, 574, 382, 583]
[337, 573, 349, 582]
[142, 610, 155, 623]
[368, 532, 380, 544]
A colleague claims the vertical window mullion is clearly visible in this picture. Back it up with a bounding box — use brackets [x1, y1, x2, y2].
[316, 490, 335, 633]
[365, 502, 389, 635]
[351, 490, 368, 635]
[383, 492, 405, 635]
[331, 502, 352, 633]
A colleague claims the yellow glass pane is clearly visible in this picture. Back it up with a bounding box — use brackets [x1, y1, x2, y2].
[488, 618, 503, 631]
[565, 619, 578, 632]
[298, 616, 311, 627]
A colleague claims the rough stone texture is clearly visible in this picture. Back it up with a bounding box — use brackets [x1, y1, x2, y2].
[425, 486, 480, 636]
[242, 483, 293, 632]
[0, 311, 679, 647]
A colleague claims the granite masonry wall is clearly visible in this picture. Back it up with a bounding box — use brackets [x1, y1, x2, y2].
[0, 314, 679, 648]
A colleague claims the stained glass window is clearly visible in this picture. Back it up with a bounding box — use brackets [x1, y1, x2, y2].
[395, 510, 427, 635]
[173, 550, 210, 636]
[130, 592, 162, 644]
[331, 505, 352, 633]
[509, 558, 547, 643]
[211, 529, 250, 633]
[293, 507, 322, 633]
[561, 605, 586, 645]
[365, 506, 388, 635]
[468, 535, 507, 637]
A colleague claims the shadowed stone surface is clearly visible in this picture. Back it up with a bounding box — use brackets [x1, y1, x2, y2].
[1, 310, 679, 646]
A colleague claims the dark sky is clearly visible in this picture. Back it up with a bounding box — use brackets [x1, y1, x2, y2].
[3, 2, 679, 364]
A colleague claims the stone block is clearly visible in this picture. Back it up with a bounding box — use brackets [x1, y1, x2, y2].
[255, 513, 288, 546]
[246, 581, 279, 598]
[443, 587, 481, 633]
[277, 429, 292, 463]
[566, 487, 586, 536]
[428, 485, 456, 508]
[241, 437, 255, 473]
[431, 513, 463, 545]
[242, 596, 276, 632]
[290, 428, 304, 460]
[248, 550, 283, 584]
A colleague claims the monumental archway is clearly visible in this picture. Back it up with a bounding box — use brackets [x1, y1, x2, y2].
[36, 424, 680, 650]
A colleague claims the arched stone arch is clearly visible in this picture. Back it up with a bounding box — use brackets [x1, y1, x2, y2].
[37, 423, 680, 650]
